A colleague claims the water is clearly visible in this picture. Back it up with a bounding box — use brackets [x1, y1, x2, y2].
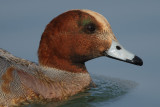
[0, 0, 160, 107]
[25, 75, 137, 107]
[59, 76, 136, 107]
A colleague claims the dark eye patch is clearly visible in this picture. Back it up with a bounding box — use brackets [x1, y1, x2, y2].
[84, 23, 96, 34]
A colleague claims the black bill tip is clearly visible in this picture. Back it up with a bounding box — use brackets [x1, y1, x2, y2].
[126, 55, 143, 66]
[132, 55, 143, 66]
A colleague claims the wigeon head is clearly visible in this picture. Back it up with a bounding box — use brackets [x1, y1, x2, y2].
[38, 9, 143, 73]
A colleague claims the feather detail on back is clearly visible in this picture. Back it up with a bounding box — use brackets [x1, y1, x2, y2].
[0, 49, 91, 106]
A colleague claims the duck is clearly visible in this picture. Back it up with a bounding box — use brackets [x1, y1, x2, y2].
[0, 9, 143, 106]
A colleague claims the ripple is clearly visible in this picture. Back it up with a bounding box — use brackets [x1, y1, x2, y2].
[26, 75, 137, 107]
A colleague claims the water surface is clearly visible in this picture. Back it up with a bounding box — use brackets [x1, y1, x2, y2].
[26, 75, 137, 107]
[0, 0, 160, 106]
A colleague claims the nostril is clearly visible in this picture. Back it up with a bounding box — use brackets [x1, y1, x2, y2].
[116, 46, 121, 50]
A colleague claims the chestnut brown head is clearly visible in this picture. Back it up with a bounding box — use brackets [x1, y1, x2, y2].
[38, 9, 143, 73]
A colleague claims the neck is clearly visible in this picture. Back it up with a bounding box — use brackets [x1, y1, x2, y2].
[38, 33, 88, 73]
[39, 55, 87, 73]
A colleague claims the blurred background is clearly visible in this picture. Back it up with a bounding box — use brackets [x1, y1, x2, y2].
[0, 0, 160, 107]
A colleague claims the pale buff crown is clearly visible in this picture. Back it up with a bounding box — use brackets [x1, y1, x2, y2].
[81, 9, 110, 30]
[81, 9, 117, 41]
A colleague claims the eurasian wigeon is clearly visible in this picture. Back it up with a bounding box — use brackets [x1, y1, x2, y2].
[0, 9, 143, 106]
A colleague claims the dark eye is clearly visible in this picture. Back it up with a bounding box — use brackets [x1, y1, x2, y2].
[116, 45, 121, 50]
[84, 23, 96, 34]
